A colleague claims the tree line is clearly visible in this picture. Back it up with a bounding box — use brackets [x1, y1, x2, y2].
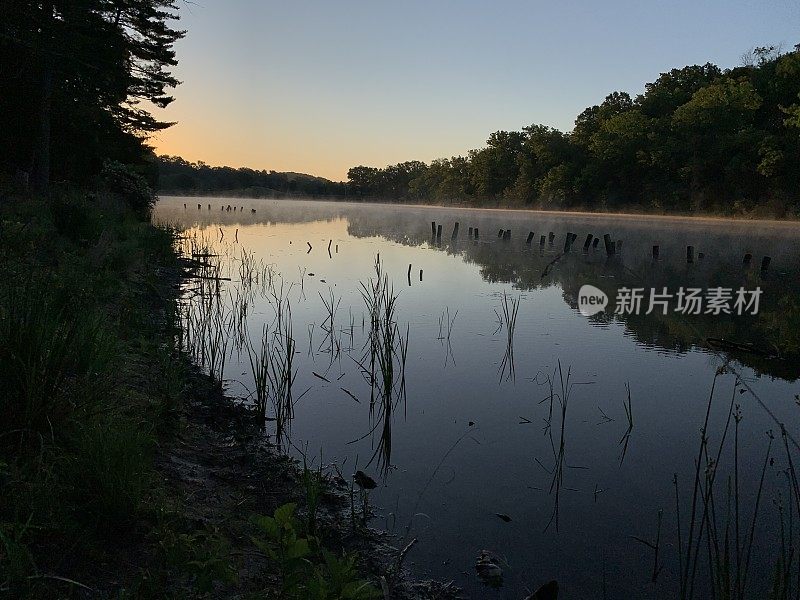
[157, 155, 347, 197]
[348, 46, 800, 216]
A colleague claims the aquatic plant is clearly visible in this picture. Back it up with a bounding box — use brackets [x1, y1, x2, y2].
[497, 291, 520, 382]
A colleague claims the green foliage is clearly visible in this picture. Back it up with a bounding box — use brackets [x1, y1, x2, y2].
[344, 48, 800, 215]
[101, 160, 157, 218]
[157, 526, 238, 593]
[0, 191, 188, 593]
[251, 503, 381, 600]
[302, 461, 325, 534]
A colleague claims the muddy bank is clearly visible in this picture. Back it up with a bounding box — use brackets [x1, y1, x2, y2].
[157, 367, 461, 599]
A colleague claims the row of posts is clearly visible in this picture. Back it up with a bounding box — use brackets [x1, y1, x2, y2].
[430, 221, 772, 270]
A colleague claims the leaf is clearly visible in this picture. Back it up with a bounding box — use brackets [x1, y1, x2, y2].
[274, 502, 297, 526]
[287, 537, 311, 560]
[251, 514, 279, 539]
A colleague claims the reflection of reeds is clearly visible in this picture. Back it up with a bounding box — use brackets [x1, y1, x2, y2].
[631, 509, 664, 583]
[267, 286, 296, 447]
[354, 257, 409, 478]
[438, 307, 457, 367]
[619, 382, 634, 465]
[497, 292, 520, 382]
[535, 361, 593, 533]
[319, 288, 342, 363]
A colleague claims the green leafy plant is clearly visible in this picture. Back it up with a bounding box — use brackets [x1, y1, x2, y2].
[251, 503, 380, 600]
[157, 526, 238, 593]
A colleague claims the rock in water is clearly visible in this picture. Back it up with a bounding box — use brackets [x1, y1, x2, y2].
[475, 550, 503, 587]
[353, 470, 377, 490]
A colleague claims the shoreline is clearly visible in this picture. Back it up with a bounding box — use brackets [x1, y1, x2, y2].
[158, 193, 800, 228]
[0, 189, 458, 599]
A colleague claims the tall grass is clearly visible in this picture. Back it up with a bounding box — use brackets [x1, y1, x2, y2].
[246, 323, 271, 423]
[0, 191, 184, 593]
[671, 372, 800, 600]
[0, 281, 113, 447]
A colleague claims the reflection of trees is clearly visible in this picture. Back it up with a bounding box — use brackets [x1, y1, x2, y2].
[155, 197, 800, 380]
[344, 215, 800, 381]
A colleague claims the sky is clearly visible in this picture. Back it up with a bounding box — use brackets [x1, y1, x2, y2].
[151, 0, 800, 181]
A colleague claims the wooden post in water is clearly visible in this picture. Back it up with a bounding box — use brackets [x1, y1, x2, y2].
[761, 256, 771, 271]
[743, 253, 752, 266]
[498, 229, 504, 238]
[539, 235, 546, 247]
[564, 232, 575, 252]
[603, 234, 615, 255]
[652, 245, 659, 259]
[407, 264, 412, 286]
[592, 237, 600, 248]
[548, 232, 555, 245]
[420, 269, 423, 281]
[583, 234, 593, 251]
[474, 228, 479, 239]
[503, 229, 511, 241]
[468, 227, 473, 237]
[526, 231, 534, 245]
[452, 222, 460, 239]
[686, 245, 694, 263]
[431, 221, 436, 237]
[616, 239, 623, 252]
[436, 224, 442, 240]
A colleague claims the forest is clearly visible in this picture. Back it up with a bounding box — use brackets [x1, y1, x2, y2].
[158, 46, 800, 217]
[157, 155, 347, 197]
[346, 46, 800, 215]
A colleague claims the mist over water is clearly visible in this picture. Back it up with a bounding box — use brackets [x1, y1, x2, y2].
[155, 196, 800, 598]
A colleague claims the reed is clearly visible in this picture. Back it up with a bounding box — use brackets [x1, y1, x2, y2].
[618, 382, 634, 465]
[497, 291, 520, 382]
[670, 374, 799, 600]
[354, 257, 409, 477]
[245, 323, 270, 423]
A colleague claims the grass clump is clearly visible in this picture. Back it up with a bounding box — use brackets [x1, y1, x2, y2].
[0, 188, 185, 595]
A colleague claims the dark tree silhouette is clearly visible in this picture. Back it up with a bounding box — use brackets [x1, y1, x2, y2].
[0, 1, 184, 190]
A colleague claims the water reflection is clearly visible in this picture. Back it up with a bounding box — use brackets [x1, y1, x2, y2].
[155, 196, 800, 599]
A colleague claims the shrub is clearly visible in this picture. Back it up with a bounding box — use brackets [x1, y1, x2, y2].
[101, 160, 155, 218]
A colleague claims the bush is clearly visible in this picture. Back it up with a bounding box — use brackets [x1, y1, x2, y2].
[101, 160, 156, 218]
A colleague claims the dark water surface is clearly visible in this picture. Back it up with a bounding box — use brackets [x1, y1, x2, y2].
[155, 196, 800, 599]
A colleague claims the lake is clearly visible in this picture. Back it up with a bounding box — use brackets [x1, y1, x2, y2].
[155, 196, 800, 599]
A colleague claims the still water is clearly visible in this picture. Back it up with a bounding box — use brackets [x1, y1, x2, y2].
[155, 196, 800, 599]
